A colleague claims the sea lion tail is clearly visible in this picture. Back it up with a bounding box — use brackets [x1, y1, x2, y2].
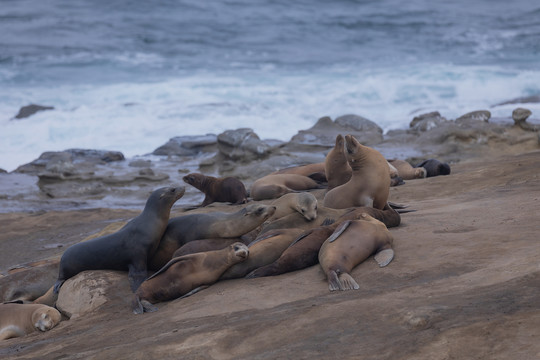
[339, 273, 359, 290]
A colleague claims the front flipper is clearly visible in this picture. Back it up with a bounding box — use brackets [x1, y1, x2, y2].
[128, 264, 148, 292]
[178, 285, 209, 299]
[327, 220, 352, 243]
[146, 257, 189, 281]
[374, 249, 394, 267]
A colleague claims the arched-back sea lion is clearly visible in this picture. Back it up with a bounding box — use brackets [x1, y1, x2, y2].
[37, 186, 185, 304]
[268, 192, 318, 222]
[183, 173, 247, 206]
[325, 134, 352, 191]
[133, 243, 249, 314]
[323, 134, 390, 209]
[388, 159, 426, 180]
[220, 228, 304, 280]
[149, 204, 276, 270]
[271, 163, 326, 182]
[250, 174, 323, 201]
[319, 213, 394, 291]
[415, 159, 451, 177]
[0, 303, 61, 340]
[246, 205, 400, 279]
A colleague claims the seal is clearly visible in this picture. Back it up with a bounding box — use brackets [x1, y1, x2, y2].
[149, 204, 276, 270]
[172, 238, 249, 258]
[47, 186, 185, 298]
[133, 242, 249, 314]
[220, 228, 304, 280]
[318, 213, 394, 291]
[415, 159, 451, 177]
[271, 163, 326, 182]
[388, 159, 427, 180]
[325, 134, 352, 191]
[250, 174, 323, 201]
[0, 303, 61, 340]
[246, 205, 401, 278]
[268, 192, 318, 222]
[183, 173, 247, 206]
[323, 134, 390, 209]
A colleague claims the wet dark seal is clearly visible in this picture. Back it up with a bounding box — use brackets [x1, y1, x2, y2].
[415, 159, 451, 177]
[183, 173, 247, 206]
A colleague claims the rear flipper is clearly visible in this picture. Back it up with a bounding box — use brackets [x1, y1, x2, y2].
[338, 273, 359, 290]
[374, 249, 394, 267]
[328, 270, 342, 291]
[132, 295, 158, 314]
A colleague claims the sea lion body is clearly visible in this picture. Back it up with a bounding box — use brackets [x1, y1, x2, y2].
[0, 303, 61, 340]
[323, 135, 390, 209]
[52, 186, 185, 294]
[134, 243, 249, 313]
[271, 163, 327, 182]
[319, 213, 394, 291]
[183, 173, 247, 206]
[149, 204, 276, 270]
[325, 134, 352, 191]
[172, 238, 250, 258]
[415, 159, 451, 177]
[220, 228, 304, 280]
[388, 159, 426, 180]
[268, 192, 318, 221]
[250, 174, 322, 201]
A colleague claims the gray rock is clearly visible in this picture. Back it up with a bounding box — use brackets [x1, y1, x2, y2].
[335, 114, 383, 134]
[217, 128, 272, 161]
[409, 112, 448, 132]
[455, 110, 491, 124]
[0, 168, 6, 174]
[512, 108, 538, 131]
[128, 159, 153, 168]
[152, 134, 217, 156]
[12, 104, 54, 120]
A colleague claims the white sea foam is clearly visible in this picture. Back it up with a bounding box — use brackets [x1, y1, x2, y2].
[1, 64, 540, 172]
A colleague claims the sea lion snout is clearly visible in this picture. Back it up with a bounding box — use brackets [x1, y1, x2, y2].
[232, 243, 249, 259]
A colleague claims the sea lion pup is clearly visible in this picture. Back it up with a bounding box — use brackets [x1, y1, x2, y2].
[271, 163, 327, 182]
[268, 192, 318, 222]
[220, 228, 304, 280]
[319, 213, 394, 291]
[34, 186, 185, 306]
[323, 134, 390, 209]
[388, 159, 427, 180]
[246, 205, 401, 279]
[149, 204, 276, 270]
[183, 173, 247, 206]
[172, 237, 250, 258]
[0, 303, 61, 340]
[250, 174, 323, 201]
[325, 134, 352, 191]
[133, 243, 249, 314]
[415, 159, 451, 177]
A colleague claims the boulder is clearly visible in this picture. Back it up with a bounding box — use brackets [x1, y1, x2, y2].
[152, 134, 217, 156]
[455, 110, 491, 124]
[217, 128, 272, 162]
[409, 111, 448, 132]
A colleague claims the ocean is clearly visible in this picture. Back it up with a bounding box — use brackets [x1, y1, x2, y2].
[1, 0, 540, 171]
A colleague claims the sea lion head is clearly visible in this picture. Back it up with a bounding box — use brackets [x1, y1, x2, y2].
[244, 204, 276, 221]
[230, 243, 249, 262]
[183, 173, 204, 188]
[32, 306, 61, 332]
[414, 167, 427, 179]
[296, 192, 318, 221]
[344, 134, 365, 165]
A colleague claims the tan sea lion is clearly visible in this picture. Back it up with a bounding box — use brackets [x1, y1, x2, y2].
[0, 303, 61, 340]
[220, 228, 304, 280]
[271, 163, 327, 182]
[268, 192, 318, 221]
[250, 174, 323, 201]
[319, 213, 394, 291]
[388, 159, 426, 180]
[325, 134, 352, 191]
[183, 173, 247, 206]
[172, 238, 250, 258]
[34, 186, 185, 306]
[323, 134, 390, 209]
[133, 243, 249, 314]
[149, 204, 276, 270]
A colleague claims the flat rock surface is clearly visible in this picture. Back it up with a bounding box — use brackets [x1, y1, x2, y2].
[0, 150, 539, 359]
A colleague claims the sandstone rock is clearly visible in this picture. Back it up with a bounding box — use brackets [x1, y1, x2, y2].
[455, 110, 491, 124]
[512, 108, 538, 131]
[12, 104, 54, 120]
[217, 128, 272, 162]
[409, 111, 447, 132]
[152, 134, 217, 156]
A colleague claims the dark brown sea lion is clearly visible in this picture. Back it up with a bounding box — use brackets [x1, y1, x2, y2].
[325, 134, 352, 191]
[35, 186, 185, 306]
[415, 159, 451, 177]
[0, 303, 61, 340]
[183, 173, 247, 206]
[319, 213, 394, 291]
[250, 174, 323, 201]
[388, 159, 426, 180]
[133, 243, 249, 314]
[149, 204, 276, 270]
[323, 134, 390, 209]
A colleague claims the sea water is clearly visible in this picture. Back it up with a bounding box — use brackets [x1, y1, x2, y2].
[1, 0, 539, 171]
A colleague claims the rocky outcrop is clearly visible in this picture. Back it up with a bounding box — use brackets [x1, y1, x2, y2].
[152, 134, 217, 156]
[11, 104, 54, 120]
[217, 128, 272, 161]
[409, 111, 448, 132]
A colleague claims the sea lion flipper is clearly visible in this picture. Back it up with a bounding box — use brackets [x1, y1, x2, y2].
[328, 270, 342, 291]
[248, 231, 282, 247]
[374, 249, 394, 267]
[327, 220, 352, 243]
[339, 273, 359, 290]
[146, 257, 188, 281]
[387, 201, 408, 209]
[178, 285, 209, 299]
[288, 230, 312, 248]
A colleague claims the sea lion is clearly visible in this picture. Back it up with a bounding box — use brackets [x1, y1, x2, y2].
[246, 205, 401, 279]
[183, 173, 247, 206]
[268, 192, 318, 222]
[415, 159, 451, 177]
[41, 186, 185, 302]
[388, 159, 427, 180]
[0, 303, 61, 340]
[250, 174, 323, 201]
[323, 134, 390, 209]
[325, 134, 352, 191]
[172, 238, 250, 258]
[319, 213, 394, 291]
[220, 228, 304, 280]
[149, 204, 276, 270]
[271, 163, 327, 182]
[133, 243, 249, 314]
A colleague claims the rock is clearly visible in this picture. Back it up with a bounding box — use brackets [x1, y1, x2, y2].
[128, 159, 152, 168]
[455, 110, 491, 124]
[0, 168, 6, 174]
[56, 270, 132, 318]
[493, 95, 540, 106]
[12, 104, 54, 120]
[335, 114, 383, 133]
[152, 134, 217, 156]
[217, 128, 272, 162]
[409, 111, 448, 132]
[512, 108, 538, 131]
